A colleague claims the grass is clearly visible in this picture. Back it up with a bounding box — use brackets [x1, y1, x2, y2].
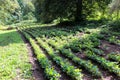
[0, 30, 32, 80]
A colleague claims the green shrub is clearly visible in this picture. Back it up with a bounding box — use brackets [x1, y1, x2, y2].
[109, 20, 120, 31]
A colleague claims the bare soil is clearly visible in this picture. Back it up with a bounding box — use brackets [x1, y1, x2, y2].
[99, 40, 120, 57]
[74, 50, 120, 80]
[18, 30, 45, 80]
[38, 44, 70, 80]
[18, 30, 120, 80]
[26, 31, 71, 80]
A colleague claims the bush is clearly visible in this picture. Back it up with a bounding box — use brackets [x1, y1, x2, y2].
[109, 20, 120, 31]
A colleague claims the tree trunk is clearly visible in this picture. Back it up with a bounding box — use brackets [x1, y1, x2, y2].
[75, 0, 83, 22]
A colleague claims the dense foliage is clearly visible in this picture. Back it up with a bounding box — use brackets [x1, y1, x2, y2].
[1, 0, 120, 80]
[16, 21, 120, 79]
[34, 0, 112, 23]
[1, 0, 120, 24]
[0, 0, 20, 24]
[0, 0, 35, 25]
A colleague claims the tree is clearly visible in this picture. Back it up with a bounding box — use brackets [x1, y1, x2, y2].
[34, 0, 111, 23]
[75, 0, 83, 21]
[0, 0, 35, 24]
[109, 0, 120, 13]
[17, 0, 35, 20]
[109, 0, 120, 19]
[32, 0, 42, 21]
[35, 0, 83, 23]
[0, 0, 21, 24]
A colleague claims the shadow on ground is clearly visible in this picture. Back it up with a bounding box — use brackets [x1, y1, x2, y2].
[0, 30, 23, 46]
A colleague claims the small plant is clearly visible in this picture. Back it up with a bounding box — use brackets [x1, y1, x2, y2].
[47, 39, 102, 77]
[23, 32, 61, 80]
[18, 22, 120, 79]
[86, 50, 120, 77]
[69, 41, 82, 52]
[108, 53, 120, 62]
[37, 37, 83, 80]
[109, 20, 120, 32]
[91, 48, 104, 55]
[108, 36, 117, 44]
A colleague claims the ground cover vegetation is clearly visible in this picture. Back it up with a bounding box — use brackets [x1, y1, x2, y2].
[0, 0, 120, 80]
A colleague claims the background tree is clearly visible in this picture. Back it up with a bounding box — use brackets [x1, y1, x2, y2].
[17, 0, 35, 20]
[0, 0, 113, 24]
[109, 0, 120, 19]
[0, 0, 35, 25]
[0, 0, 21, 24]
[34, 0, 112, 23]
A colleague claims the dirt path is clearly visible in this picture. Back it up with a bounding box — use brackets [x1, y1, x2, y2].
[17, 30, 45, 80]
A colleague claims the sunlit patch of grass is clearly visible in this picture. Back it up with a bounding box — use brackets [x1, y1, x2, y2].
[0, 30, 32, 80]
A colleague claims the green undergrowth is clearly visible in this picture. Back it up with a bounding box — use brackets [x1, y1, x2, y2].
[23, 32, 60, 80]
[16, 21, 120, 80]
[0, 30, 32, 80]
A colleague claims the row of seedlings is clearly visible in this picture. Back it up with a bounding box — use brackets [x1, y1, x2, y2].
[21, 31, 61, 80]
[27, 29, 81, 52]
[24, 29, 83, 80]
[41, 28, 104, 57]
[33, 28, 69, 38]
[36, 37, 83, 80]
[108, 36, 120, 45]
[48, 30, 120, 77]
[24, 27, 107, 57]
[28, 28, 104, 57]
[45, 33, 103, 56]
[45, 38, 102, 77]
[108, 53, 120, 62]
[85, 50, 120, 77]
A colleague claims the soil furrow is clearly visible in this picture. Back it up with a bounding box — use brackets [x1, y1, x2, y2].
[47, 42, 97, 80]
[17, 30, 45, 80]
[87, 58, 120, 80]
[25, 31, 70, 80]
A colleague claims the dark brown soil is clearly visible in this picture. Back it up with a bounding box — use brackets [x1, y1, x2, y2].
[74, 51, 120, 80]
[118, 36, 120, 40]
[17, 30, 46, 80]
[27, 44, 45, 80]
[25, 31, 70, 80]
[74, 52, 87, 59]
[73, 52, 98, 80]
[17, 29, 120, 80]
[57, 51, 99, 80]
[38, 44, 70, 80]
[89, 59, 120, 80]
[99, 40, 120, 57]
[48, 43, 96, 80]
